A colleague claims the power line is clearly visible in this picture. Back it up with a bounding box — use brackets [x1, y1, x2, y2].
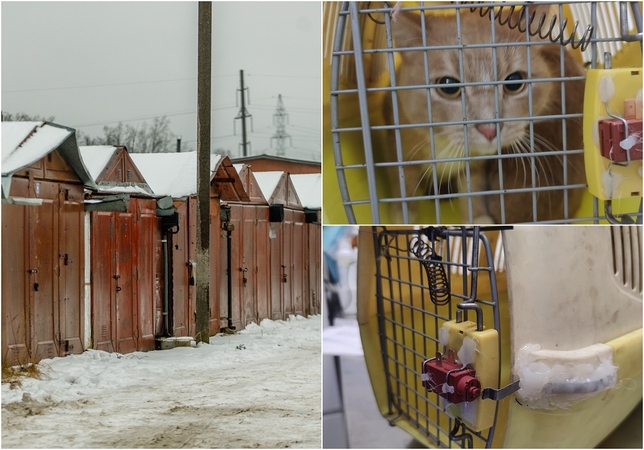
[251, 105, 319, 114]
[2, 74, 240, 94]
[246, 73, 320, 80]
[72, 103, 238, 128]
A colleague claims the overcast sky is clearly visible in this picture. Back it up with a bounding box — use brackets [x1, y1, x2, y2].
[2, 1, 321, 161]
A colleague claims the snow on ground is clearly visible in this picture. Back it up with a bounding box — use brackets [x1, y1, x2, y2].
[2, 315, 321, 448]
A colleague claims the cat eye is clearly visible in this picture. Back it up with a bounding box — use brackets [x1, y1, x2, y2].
[437, 77, 461, 98]
[504, 72, 526, 94]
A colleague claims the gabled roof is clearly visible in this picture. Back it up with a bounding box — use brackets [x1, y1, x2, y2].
[253, 171, 302, 209]
[1, 121, 96, 198]
[79, 145, 153, 196]
[130, 151, 248, 201]
[291, 173, 321, 209]
[211, 158, 250, 202]
[234, 163, 267, 204]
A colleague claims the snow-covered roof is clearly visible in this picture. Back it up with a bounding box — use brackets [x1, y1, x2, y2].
[79, 146, 119, 181]
[291, 174, 321, 209]
[78, 145, 153, 196]
[231, 153, 320, 167]
[129, 151, 222, 198]
[253, 171, 285, 201]
[2, 121, 72, 175]
[1, 121, 96, 199]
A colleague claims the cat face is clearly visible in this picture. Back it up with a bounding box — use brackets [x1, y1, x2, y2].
[391, 9, 558, 157]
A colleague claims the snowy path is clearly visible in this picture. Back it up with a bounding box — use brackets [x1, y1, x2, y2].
[2, 315, 321, 448]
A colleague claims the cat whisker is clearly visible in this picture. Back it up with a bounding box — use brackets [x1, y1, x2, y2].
[510, 141, 529, 190]
[520, 135, 558, 188]
[414, 165, 433, 197]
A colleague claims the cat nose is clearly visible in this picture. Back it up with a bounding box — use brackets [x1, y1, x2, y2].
[476, 123, 497, 141]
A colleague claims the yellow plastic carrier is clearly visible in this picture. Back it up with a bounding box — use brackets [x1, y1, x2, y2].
[357, 225, 642, 448]
[323, 2, 643, 224]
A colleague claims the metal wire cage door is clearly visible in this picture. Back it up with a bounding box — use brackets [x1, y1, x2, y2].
[357, 225, 643, 448]
[325, 2, 643, 224]
[369, 226, 507, 448]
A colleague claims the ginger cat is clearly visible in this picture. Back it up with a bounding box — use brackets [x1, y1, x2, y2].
[382, 6, 586, 223]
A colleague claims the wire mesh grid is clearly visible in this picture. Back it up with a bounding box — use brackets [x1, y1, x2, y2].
[328, 1, 643, 224]
[372, 226, 503, 448]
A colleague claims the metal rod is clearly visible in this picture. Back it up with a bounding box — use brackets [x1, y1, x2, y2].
[620, 1, 643, 42]
[349, 1, 380, 223]
[457, 302, 483, 332]
[331, 2, 356, 223]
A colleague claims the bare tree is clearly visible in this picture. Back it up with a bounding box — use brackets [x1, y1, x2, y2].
[103, 117, 173, 153]
[1, 111, 55, 122]
[3, 112, 177, 153]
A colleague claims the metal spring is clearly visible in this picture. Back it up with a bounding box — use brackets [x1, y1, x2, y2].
[410, 237, 451, 306]
[469, 4, 594, 52]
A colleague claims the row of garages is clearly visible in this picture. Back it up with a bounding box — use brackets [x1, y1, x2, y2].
[1, 121, 321, 365]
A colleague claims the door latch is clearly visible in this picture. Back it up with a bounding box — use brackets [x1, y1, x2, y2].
[422, 350, 481, 404]
[422, 349, 520, 403]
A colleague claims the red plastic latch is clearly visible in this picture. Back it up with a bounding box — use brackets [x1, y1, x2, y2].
[422, 351, 481, 404]
[598, 118, 643, 163]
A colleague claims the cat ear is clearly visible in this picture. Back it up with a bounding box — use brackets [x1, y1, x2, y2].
[390, 10, 429, 49]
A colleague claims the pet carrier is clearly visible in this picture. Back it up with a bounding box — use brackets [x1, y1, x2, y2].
[356, 225, 642, 447]
[323, 2, 643, 224]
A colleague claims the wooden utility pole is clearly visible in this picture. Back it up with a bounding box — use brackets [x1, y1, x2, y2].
[195, 1, 211, 344]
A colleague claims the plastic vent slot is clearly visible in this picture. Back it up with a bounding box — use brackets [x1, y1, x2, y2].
[610, 225, 642, 294]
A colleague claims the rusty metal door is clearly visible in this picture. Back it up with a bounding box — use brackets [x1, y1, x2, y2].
[255, 206, 271, 323]
[136, 199, 158, 351]
[31, 180, 58, 362]
[282, 210, 294, 317]
[292, 211, 306, 316]
[269, 221, 284, 321]
[1, 177, 30, 365]
[242, 205, 257, 326]
[208, 199, 221, 334]
[171, 201, 191, 337]
[91, 200, 157, 354]
[115, 212, 136, 353]
[91, 211, 116, 352]
[57, 184, 84, 355]
[229, 205, 244, 329]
